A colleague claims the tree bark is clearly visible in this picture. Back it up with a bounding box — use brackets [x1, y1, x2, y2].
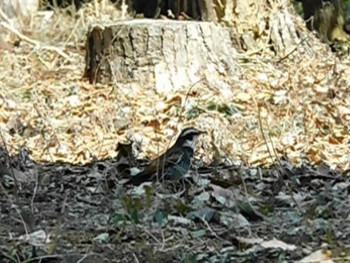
[84, 19, 239, 93]
[126, 0, 217, 21]
[231, 0, 313, 56]
[0, 0, 38, 19]
[197, 0, 217, 21]
[298, 0, 350, 43]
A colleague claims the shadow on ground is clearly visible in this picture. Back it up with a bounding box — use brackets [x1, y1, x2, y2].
[1, 146, 350, 262]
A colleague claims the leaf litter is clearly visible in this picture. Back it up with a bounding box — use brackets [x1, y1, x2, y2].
[0, 0, 350, 262]
[1, 145, 350, 262]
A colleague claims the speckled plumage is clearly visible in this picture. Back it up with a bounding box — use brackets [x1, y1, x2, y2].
[128, 127, 205, 185]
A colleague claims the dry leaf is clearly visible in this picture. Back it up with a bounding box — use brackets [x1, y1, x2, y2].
[297, 249, 333, 263]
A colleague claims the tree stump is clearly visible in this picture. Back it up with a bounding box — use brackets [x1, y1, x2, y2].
[84, 19, 239, 94]
[126, 0, 218, 20]
[0, 0, 38, 19]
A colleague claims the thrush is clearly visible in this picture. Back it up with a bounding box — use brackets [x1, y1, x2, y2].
[128, 127, 205, 185]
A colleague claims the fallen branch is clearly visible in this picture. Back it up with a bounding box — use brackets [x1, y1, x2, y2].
[0, 8, 71, 60]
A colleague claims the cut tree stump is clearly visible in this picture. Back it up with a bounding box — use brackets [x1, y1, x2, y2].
[0, 0, 38, 19]
[84, 19, 239, 94]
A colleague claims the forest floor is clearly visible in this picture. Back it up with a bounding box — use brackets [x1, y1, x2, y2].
[1, 147, 350, 262]
[1, 1, 350, 262]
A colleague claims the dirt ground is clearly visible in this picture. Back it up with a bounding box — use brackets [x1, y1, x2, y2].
[1, 1, 350, 262]
[1, 147, 350, 262]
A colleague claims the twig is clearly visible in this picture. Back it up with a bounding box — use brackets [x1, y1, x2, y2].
[76, 254, 90, 263]
[31, 169, 39, 214]
[277, 36, 308, 63]
[19, 253, 93, 262]
[257, 106, 276, 166]
[15, 207, 29, 236]
[142, 227, 164, 248]
[132, 253, 140, 263]
[200, 217, 223, 241]
[0, 8, 70, 61]
[257, 105, 304, 213]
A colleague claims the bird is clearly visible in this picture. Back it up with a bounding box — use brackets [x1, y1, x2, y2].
[127, 127, 205, 186]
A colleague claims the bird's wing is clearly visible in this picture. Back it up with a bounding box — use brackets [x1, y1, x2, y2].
[127, 148, 184, 185]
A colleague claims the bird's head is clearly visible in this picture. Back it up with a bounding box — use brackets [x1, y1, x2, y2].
[175, 127, 206, 149]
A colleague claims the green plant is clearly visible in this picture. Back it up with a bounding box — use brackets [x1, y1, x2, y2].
[122, 196, 142, 224]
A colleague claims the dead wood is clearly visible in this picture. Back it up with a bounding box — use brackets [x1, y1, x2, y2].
[84, 19, 239, 93]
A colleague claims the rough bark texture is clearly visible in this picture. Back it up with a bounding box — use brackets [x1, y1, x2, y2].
[126, 0, 217, 21]
[197, 0, 217, 21]
[298, 0, 350, 43]
[268, 1, 302, 54]
[231, 0, 314, 57]
[0, 0, 38, 19]
[84, 19, 239, 94]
